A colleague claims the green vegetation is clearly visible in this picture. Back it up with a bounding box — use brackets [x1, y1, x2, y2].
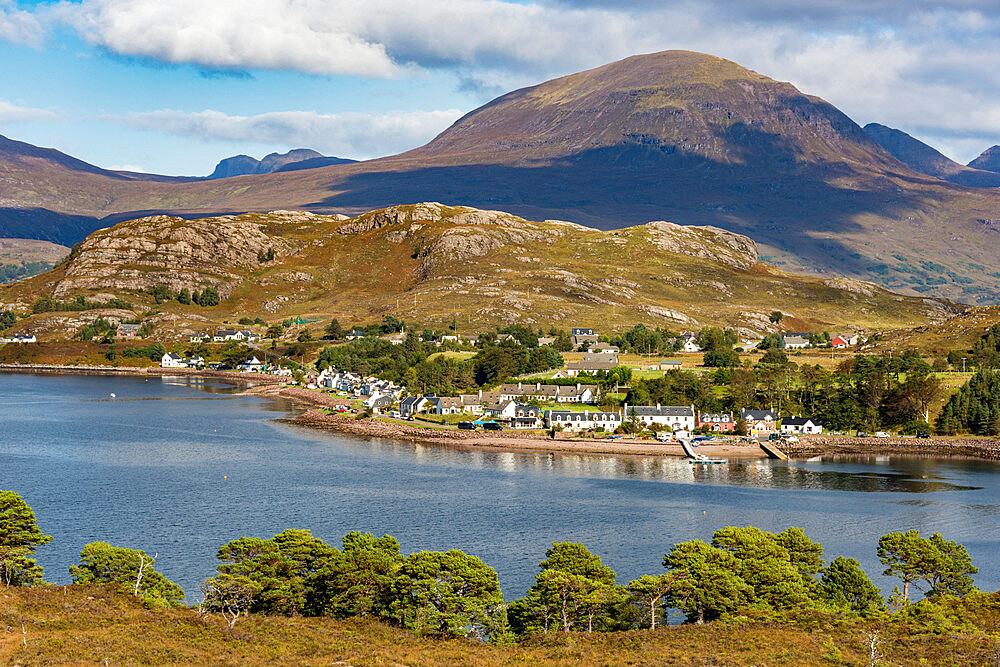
[0, 310, 16, 332]
[0, 490, 52, 586]
[936, 324, 1000, 434]
[70, 542, 185, 607]
[625, 349, 941, 433]
[0, 260, 53, 284]
[315, 326, 562, 395]
[31, 294, 132, 313]
[878, 530, 977, 602]
[3, 488, 1000, 664]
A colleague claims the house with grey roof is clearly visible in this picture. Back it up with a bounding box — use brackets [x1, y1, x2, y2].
[546, 410, 622, 432]
[623, 404, 696, 431]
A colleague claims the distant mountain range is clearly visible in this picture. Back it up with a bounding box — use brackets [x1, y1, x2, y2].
[2, 50, 1000, 303]
[207, 149, 355, 178]
[862, 123, 1000, 187]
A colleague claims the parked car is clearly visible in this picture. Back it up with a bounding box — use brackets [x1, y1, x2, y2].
[655, 431, 671, 442]
[388, 411, 400, 418]
[856, 431, 869, 438]
[916, 432, 931, 438]
[875, 431, 891, 438]
[483, 422, 503, 431]
[458, 421, 476, 430]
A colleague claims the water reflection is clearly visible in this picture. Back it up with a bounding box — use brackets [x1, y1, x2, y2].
[279, 424, 983, 494]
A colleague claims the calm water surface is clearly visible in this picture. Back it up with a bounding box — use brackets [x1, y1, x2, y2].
[2, 373, 998, 601]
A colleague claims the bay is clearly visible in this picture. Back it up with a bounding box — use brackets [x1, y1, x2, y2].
[2, 373, 998, 603]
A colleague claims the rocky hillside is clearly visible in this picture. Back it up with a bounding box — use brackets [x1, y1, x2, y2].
[3, 52, 1000, 302]
[863, 123, 1000, 187]
[1, 203, 957, 342]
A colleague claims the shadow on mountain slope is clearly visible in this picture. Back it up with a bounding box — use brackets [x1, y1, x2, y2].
[310, 123, 940, 277]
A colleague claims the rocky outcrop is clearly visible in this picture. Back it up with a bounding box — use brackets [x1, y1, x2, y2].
[821, 277, 881, 297]
[52, 215, 299, 297]
[644, 221, 758, 269]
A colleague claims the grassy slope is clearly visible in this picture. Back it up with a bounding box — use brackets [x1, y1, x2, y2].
[866, 305, 1000, 355]
[0, 238, 69, 264]
[0, 204, 958, 343]
[2, 584, 1000, 666]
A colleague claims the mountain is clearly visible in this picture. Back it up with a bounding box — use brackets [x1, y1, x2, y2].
[862, 123, 1000, 187]
[1, 203, 956, 340]
[969, 146, 1000, 173]
[206, 149, 355, 178]
[3, 51, 1000, 303]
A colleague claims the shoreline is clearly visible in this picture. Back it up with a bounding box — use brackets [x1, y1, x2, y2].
[5, 363, 1000, 462]
[0, 363, 288, 386]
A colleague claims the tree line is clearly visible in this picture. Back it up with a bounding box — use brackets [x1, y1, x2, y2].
[624, 349, 943, 433]
[0, 489, 981, 642]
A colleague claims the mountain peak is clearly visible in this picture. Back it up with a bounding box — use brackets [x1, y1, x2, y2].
[968, 145, 1000, 173]
[863, 123, 1000, 187]
[414, 49, 884, 170]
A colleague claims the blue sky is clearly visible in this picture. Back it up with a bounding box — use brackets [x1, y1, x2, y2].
[2, 0, 1000, 175]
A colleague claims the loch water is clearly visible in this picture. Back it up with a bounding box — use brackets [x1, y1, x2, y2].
[2, 373, 998, 602]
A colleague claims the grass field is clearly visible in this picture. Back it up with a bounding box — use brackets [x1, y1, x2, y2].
[4, 584, 1000, 666]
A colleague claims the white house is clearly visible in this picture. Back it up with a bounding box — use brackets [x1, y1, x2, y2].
[782, 335, 810, 350]
[425, 396, 464, 415]
[1, 334, 37, 343]
[237, 356, 265, 372]
[484, 399, 520, 419]
[546, 410, 622, 432]
[679, 333, 701, 353]
[498, 382, 598, 404]
[623, 404, 696, 431]
[364, 392, 395, 412]
[510, 404, 544, 428]
[781, 417, 823, 435]
[400, 396, 430, 418]
[161, 352, 186, 368]
[380, 332, 406, 345]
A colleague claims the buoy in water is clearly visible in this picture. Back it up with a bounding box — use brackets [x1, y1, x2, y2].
[110, 393, 116, 398]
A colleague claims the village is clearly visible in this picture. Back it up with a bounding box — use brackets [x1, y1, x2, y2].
[140, 325, 846, 443]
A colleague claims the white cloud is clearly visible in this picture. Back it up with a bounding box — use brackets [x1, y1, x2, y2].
[0, 99, 60, 123]
[114, 108, 464, 159]
[0, 0, 44, 46]
[58, 0, 401, 77]
[12, 0, 1000, 163]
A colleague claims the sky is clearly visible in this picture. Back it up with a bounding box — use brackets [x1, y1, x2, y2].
[1, 0, 999, 175]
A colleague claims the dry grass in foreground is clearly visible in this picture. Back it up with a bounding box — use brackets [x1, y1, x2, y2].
[4, 584, 1000, 666]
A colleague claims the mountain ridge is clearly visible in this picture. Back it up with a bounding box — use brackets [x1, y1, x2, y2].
[1, 203, 956, 341]
[969, 145, 1000, 173]
[207, 149, 356, 178]
[862, 123, 1000, 187]
[2, 51, 1000, 303]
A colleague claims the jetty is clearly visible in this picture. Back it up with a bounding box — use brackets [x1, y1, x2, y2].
[760, 440, 789, 460]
